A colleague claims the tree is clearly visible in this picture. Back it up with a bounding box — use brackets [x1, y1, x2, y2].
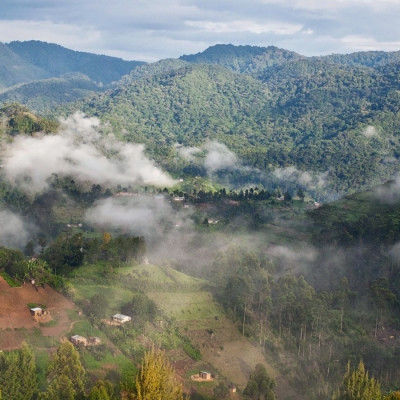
[89, 380, 115, 400]
[0, 247, 26, 279]
[384, 392, 400, 400]
[86, 293, 109, 320]
[17, 343, 37, 400]
[0, 343, 37, 400]
[213, 382, 230, 399]
[243, 364, 276, 400]
[39, 374, 76, 400]
[135, 347, 183, 400]
[45, 342, 86, 399]
[332, 361, 382, 400]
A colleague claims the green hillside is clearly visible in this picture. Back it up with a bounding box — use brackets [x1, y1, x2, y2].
[59, 52, 400, 197]
[180, 43, 304, 74]
[0, 74, 103, 113]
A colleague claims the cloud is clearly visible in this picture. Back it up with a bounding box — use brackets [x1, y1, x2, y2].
[0, 210, 30, 249]
[1, 112, 175, 192]
[362, 125, 378, 138]
[373, 178, 400, 204]
[0, 20, 102, 53]
[389, 241, 400, 265]
[272, 166, 328, 189]
[175, 141, 239, 175]
[1, 0, 400, 61]
[203, 141, 238, 174]
[185, 20, 303, 35]
[267, 244, 318, 264]
[85, 195, 193, 240]
[174, 143, 202, 162]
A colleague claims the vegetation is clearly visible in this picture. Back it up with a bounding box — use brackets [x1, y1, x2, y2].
[134, 347, 183, 400]
[243, 364, 276, 400]
[4, 43, 400, 399]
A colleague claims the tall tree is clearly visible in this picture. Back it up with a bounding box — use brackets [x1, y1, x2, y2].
[39, 374, 76, 400]
[16, 343, 38, 400]
[332, 361, 382, 400]
[45, 342, 86, 399]
[135, 347, 183, 400]
[0, 344, 37, 400]
[243, 364, 276, 400]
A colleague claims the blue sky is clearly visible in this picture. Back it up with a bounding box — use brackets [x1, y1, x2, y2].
[1, 0, 400, 62]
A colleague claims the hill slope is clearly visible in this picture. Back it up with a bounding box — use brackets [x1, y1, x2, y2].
[63, 54, 400, 197]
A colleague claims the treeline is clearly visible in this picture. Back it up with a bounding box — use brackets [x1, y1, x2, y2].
[211, 247, 400, 398]
[0, 343, 182, 400]
[0, 233, 146, 282]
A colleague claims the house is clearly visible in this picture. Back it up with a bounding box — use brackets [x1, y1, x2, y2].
[112, 313, 132, 324]
[229, 384, 237, 393]
[30, 307, 43, 317]
[199, 371, 212, 380]
[70, 335, 88, 346]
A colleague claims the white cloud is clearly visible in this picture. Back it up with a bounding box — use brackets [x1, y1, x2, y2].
[362, 125, 378, 138]
[0, 210, 30, 249]
[340, 35, 400, 52]
[1, 112, 175, 192]
[0, 20, 102, 52]
[272, 166, 328, 189]
[203, 141, 238, 174]
[185, 20, 303, 35]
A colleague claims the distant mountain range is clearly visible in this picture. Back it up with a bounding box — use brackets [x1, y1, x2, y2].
[0, 40, 145, 112]
[2, 41, 400, 197]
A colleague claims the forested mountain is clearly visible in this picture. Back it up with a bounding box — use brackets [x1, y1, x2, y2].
[0, 73, 103, 113]
[0, 42, 49, 90]
[180, 43, 304, 74]
[61, 47, 400, 197]
[0, 41, 146, 112]
[7, 40, 145, 85]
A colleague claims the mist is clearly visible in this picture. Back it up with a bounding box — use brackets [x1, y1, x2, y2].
[1, 112, 175, 192]
[0, 209, 31, 249]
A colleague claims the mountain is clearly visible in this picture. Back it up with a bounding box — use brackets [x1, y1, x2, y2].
[180, 43, 304, 74]
[62, 50, 400, 197]
[0, 42, 50, 90]
[0, 73, 103, 113]
[7, 40, 145, 86]
[0, 40, 146, 112]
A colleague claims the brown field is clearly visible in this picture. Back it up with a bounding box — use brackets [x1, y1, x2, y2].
[0, 276, 75, 350]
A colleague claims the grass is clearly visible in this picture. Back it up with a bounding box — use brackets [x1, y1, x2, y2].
[0, 271, 21, 287]
[69, 283, 133, 309]
[39, 318, 58, 327]
[146, 291, 224, 323]
[67, 319, 104, 338]
[27, 302, 46, 309]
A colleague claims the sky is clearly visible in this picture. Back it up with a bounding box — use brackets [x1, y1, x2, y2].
[1, 0, 400, 62]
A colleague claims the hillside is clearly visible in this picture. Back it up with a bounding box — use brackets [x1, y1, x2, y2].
[0, 42, 50, 90]
[0, 74, 103, 113]
[60, 50, 400, 198]
[180, 43, 304, 74]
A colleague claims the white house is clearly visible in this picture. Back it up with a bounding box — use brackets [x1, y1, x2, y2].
[112, 313, 132, 324]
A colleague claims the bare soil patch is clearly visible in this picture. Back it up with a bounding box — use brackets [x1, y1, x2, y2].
[0, 276, 75, 350]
